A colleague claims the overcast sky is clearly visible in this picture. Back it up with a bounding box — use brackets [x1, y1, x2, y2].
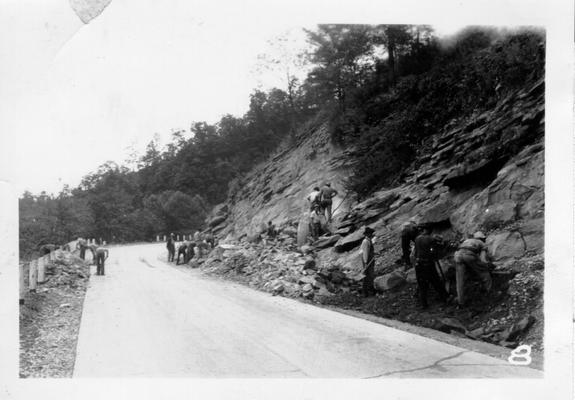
[0, 0, 554, 196]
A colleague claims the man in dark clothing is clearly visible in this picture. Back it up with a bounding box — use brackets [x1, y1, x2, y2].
[77, 238, 88, 260]
[400, 220, 420, 269]
[319, 183, 338, 222]
[176, 242, 189, 265]
[91, 246, 109, 275]
[360, 226, 377, 297]
[413, 224, 449, 309]
[267, 221, 277, 239]
[205, 229, 215, 249]
[166, 233, 175, 262]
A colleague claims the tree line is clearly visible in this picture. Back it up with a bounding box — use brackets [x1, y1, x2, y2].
[19, 25, 545, 258]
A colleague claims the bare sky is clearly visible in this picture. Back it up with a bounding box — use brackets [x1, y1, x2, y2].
[0, 0, 553, 195]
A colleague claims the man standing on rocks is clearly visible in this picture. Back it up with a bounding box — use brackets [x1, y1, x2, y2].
[319, 183, 338, 222]
[360, 227, 377, 297]
[454, 231, 493, 307]
[413, 224, 449, 309]
[309, 204, 323, 241]
[400, 218, 420, 270]
[306, 186, 321, 211]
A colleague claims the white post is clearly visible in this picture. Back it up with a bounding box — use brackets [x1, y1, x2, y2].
[177, 234, 180, 241]
[19, 264, 25, 304]
[29, 260, 38, 292]
[163, 235, 166, 242]
[156, 235, 160, 242]
[103, 240, 107, 245]
[38, 257, 45, 283]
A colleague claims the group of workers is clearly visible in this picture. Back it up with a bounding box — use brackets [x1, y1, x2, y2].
[302, 182, 492, 308]
[76, 238, 109, 276]
[360, 219, 494, 309]
[305, 183, 339, 240]
[166, 230, 216, 265]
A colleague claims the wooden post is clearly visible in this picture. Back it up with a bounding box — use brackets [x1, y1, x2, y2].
[38, 256, 45, 283]
[29, 260, 38, 292]
[19, 264, 25, 304]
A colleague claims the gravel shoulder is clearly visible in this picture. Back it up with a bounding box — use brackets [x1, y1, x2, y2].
[19, 251, 90, 378]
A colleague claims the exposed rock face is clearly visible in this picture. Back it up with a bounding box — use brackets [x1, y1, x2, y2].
[199, 79, 544, 351]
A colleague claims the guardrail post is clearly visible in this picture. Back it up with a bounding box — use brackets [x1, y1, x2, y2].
[29, 260, 38, 292]
[38, 256, 45, 283]
[19, 264, 26, 304]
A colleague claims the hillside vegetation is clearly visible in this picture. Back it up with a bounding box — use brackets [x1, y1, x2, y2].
[19, 25, 544, 260]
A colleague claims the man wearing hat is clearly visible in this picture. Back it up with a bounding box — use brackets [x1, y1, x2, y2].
[413, 224, 450, 309]
[453, 231, 493, 306]
[360, 226, 377, 297]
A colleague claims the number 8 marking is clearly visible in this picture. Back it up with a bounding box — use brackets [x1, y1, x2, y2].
[508, 344, 532, 366]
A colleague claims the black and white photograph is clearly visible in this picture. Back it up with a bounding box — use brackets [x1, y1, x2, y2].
[0, 0, 572, 398]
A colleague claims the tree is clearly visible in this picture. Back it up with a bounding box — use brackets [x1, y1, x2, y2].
[305, 24, 374, 110]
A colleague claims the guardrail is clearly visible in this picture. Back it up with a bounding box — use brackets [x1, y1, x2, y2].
[19, 238, 103, 305]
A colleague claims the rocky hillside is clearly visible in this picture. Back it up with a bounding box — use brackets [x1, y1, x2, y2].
[198, 78, 544, 352]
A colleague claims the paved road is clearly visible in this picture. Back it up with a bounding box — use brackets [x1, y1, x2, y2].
[73, 243, 541, 378]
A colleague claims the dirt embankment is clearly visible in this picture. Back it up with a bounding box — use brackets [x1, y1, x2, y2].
[19, 251, 90, 378]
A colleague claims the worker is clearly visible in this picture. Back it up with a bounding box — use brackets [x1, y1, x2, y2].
[454, 231, 493, 307]
[306, 186, 321, 211]
[176, 242, 190, 265]
[360, 226, 377, 297]
[76, 238, 88, 260]
[413, 224, 449, 309]
[205, 229, 215, 248]
[319, 183, 338, 222]
[267, 221, 277, 239]
[309, 204, 323, 241]
[166, 233, 176, 262]
[400, 219, 420, 269]
[90, 246, 109, 276]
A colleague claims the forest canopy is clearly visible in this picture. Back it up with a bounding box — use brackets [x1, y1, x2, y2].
[19, 25, 545, 258]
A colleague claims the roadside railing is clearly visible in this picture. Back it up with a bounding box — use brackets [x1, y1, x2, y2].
[19, 238, 103, 305]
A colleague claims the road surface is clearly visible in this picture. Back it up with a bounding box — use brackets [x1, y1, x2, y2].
[73, 243, 542, 378]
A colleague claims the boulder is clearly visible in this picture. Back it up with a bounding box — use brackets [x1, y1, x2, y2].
[374, 271, 406, 292]
[300, 245, 313, 255]
[314, 235, 341, 249]
[436, 317, 467, 334]
[487, 231, 526, 261]
[518, 218, 544, 254]
[329, 271, 346, 284]
[303, 257, 316, 270]
[405, 268, 417, 284]
[334, 230, 365, 253]
[419, 197, 453, 225]
[208, 215, 227, 227]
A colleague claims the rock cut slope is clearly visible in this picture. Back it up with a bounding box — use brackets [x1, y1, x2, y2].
[200, 78, 544, 352]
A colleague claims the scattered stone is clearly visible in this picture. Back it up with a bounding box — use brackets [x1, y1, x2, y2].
[334, 230, 365, 253]
[373, 271, 406, 292]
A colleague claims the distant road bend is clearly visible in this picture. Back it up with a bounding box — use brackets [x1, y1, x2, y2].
[73, 243, 542, 378]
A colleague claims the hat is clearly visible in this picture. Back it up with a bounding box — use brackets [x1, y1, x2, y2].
[363, 227, 374, 235]
[473, 231, 486, 240]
